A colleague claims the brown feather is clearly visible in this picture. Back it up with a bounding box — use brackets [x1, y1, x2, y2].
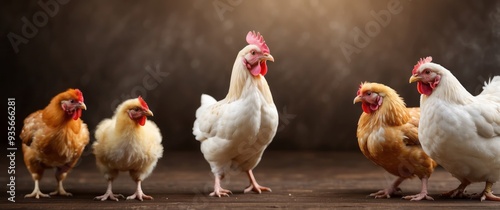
[19, 89, 89, 183]
[356, 83, 437, 179]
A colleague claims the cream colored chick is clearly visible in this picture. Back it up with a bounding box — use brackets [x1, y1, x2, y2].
[93, 96, 163, 201]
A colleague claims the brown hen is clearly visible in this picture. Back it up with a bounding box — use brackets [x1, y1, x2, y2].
[20, 88, 89, 199]
[354, 82, 436, 201]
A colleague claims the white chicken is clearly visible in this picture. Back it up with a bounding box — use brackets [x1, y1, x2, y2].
[409, 56, 500, 201]
[193, 31, 278, 197]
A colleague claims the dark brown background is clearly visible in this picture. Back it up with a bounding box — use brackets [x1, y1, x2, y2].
[3, 0, 500, 153]
[3, 1, 500, 207]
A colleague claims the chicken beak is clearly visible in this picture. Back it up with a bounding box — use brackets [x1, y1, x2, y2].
[409, 75, 422, 83]
[79, 102, 87, 110]
[353, 96, 362, 104]
[263, 53, 274, 62]
[144, 109, 154, 117]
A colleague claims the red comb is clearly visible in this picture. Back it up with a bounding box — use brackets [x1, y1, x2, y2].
[75, 89, 84, 102]
[412, 56, 432, 74]
[357, 82, 364, 95]
[138, 96, 149, 109]
[246, 31, 270, 54]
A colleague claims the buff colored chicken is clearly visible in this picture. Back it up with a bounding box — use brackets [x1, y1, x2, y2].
[193, 31, 278, 197]
[93, 96, 163, 201]
[20, 88, 89, 199]
[410, 56, 500, 201]
[354, 82, 437, 201]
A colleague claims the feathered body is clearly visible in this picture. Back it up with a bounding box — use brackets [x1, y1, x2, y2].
[20, 88, 89, 199]
[410, 57, 500, 201]
[355, 82, 436, 200]
[93, 96, 163, 201]
[193, 31, 278, 197]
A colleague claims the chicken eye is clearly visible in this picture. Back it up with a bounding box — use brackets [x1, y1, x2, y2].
[366, 92, 371, 96]
[251, 51, 255, 55]
[425, 70, 431, 74]
[69, 99, 75, 103]
[133, 107, 140, 112]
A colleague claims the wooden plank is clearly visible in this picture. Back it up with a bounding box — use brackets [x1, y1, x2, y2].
[2, 151, 500, 209]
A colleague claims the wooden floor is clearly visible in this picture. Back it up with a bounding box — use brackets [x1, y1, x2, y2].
[2, 151, 500, 209]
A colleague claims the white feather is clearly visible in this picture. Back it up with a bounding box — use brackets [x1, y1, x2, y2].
[418, 63, 500, 183]
[192, 47, 279, 177]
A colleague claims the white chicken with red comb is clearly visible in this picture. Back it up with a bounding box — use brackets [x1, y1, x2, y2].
[193, 31, 278, 197]
[410, 56, 500, 201]
[93, 96, 163, 201]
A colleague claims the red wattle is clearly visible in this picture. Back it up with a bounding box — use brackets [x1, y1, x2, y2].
[138, 116, 147, 126]
[72, 109, 82, 120]
[417, 82, 433, 96]
[250, 64, 261, 76]
[361, 103, 372, 114]
[260, 61, 267, 76]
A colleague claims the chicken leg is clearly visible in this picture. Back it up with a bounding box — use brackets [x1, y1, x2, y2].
[479, 182, 500, 201]
[402, 176, 434, 201]
[210, 174, 232, 197]
[440, 180, 471, 198]
[370, 177, 405, 198]
[24, 157, 49, 199]
[50, 167, 72, 196]
[243, 170, 271, 194]
[25, 178, 50, 199]
[94, 180, 124, 201]
[126, 180, 153, 201]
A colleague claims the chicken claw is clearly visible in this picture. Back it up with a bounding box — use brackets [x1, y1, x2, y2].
[50, 190, 72, 196]
[243, 170, 271, 194]
[244, 184, 272, 194]
[478, 182, 500, 202]
[126, 180, 153, 201]
[25, 180, 50, 199]
[210, 175, 232, 197]
[94, 191, 124, 201]
[402, 177, 434, 201]
[126, 192, 153, 201]
[369, 177, 404, 199]
[209, 187, 232, 197]
[49, 180, 72, 196]
[25, 191, 50, 199]
[440, 181, 471, 199]
[403, 193, 434, 201]
[480, 191, 500, 201]
[95, 181, 124, 201]
[369, 187, 402, 199]
[441, 189, 471, 199]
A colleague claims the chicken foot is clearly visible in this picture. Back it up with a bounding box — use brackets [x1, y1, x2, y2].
[440, 180, 471, 199]
[210, 174, 232, 197]
[477, 182, 500, 201]
[402, 176, 434, 201]
[95, 180, 124, 201]
[50, 165, 72, 196]
[126, 180, 153, 201]
[370, 177, 405, 198]
[25, 179, 50, 199]
[243, 170, 272, 194]
[210, 175, 233, 198]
